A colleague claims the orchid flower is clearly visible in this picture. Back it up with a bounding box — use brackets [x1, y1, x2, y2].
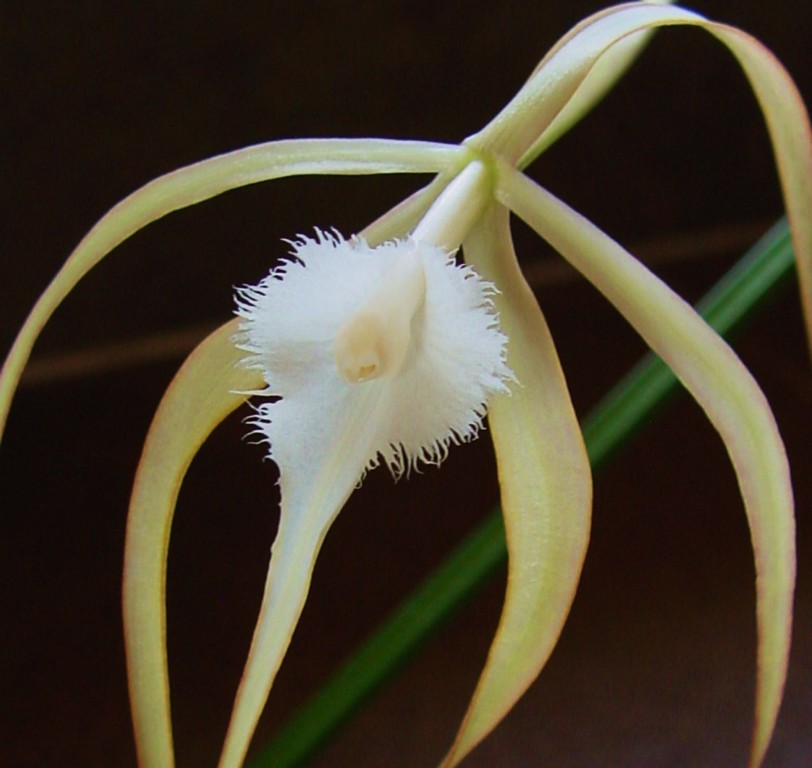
[1, 3, 810, 768]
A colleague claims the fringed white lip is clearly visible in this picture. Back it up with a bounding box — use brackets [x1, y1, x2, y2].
[235, 229, 514, 480]
[216, 230, 514, 768]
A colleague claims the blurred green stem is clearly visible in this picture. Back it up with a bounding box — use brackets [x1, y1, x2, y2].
[249, 218, 796, 768]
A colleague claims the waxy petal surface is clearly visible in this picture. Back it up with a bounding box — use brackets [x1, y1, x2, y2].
[519, 1, 678, 164]
[467, 3, 701, 164]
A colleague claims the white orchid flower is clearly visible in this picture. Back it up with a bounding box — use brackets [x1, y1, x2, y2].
[1, 4, 809, 768]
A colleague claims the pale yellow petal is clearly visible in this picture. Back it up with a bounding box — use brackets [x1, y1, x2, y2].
[466, 3, 700, 164]
[498, 166, 795, 768]
[520, 1, 679, 165]
[702, 21, 812, 354]
[0, 138, 464, 442]
[467, 5, 812, 344]
[123, 319, 263, 768]
[439, 204, 591, 767]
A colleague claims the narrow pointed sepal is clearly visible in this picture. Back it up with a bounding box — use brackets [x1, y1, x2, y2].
[123, 319, 262, 768]
[498, 165, 795, 768]
[468, 5, 812, 354]
[0, 138, 463, 443]
[439, 205, 592, 767]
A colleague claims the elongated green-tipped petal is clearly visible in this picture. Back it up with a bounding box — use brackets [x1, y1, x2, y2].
[498, 166, 795, 768]
[123, 319, 262, 768]
[438, 204, 591, 767]
[0, 138, 463, 442]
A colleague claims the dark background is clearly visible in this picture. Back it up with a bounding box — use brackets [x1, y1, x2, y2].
[1, 2, 810, 766]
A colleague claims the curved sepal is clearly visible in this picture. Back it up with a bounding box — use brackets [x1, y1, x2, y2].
[0, 138, 463, 441]
[439, 204, 592, 767]
[123, 318, 262, 768]
[467, 2, 701, 164]
[519, 1, 678, 166]
[468, 4, 812, 344]
[498, 166, 795, 768]
[702, 21, 812, 356]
